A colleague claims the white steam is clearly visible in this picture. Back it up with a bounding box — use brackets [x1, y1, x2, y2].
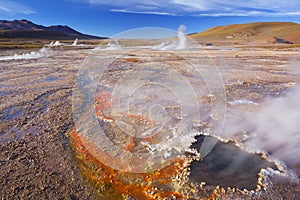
[0, 47, 51, 61]
[49, 41, 64, 46]
[94, 39, 121, 50]
[153, 24, 188, 50]
[106, 39, 121, 50]
[72, 38, 78, 46]
[223, 87, 300, 166]
[176, 25, 187, 50]
[246, 87, 300, 164]
[49, 39, 79, 46]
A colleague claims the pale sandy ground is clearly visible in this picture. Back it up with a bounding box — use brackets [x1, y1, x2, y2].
[0, 45, 300, 199]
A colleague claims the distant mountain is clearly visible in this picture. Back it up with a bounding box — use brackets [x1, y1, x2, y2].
[0, 19, 106, 40]
[47, 25, 83, 36]
[190, 22, 300, 45]
[0, 19, 45, 31]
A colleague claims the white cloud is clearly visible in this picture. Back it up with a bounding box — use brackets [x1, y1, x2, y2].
[0, 6, 10, 12]
[0, 0, 35, 15]
[197, 11, 300, 17]
[172, 0, 210, 11]
[110, 9, 176, 16]
[83, 0, 300, 17]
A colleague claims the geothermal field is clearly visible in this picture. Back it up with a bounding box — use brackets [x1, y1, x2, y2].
[1, 32, 300, 199]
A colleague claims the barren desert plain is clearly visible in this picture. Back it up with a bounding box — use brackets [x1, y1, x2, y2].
[1, 34, 300, 200]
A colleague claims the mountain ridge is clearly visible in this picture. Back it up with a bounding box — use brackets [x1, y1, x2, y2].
[0, 19, 106, 40]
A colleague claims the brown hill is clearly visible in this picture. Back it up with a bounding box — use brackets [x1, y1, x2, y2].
[0, 19, 45, 31]
[190, 22, 300, 45]
[0, 19, 106, 40]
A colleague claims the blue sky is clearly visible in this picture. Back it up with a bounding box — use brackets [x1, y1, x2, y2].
[1, 0, 300, 37]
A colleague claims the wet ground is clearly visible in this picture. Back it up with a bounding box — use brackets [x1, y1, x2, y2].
[0, 45, 300, 199]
